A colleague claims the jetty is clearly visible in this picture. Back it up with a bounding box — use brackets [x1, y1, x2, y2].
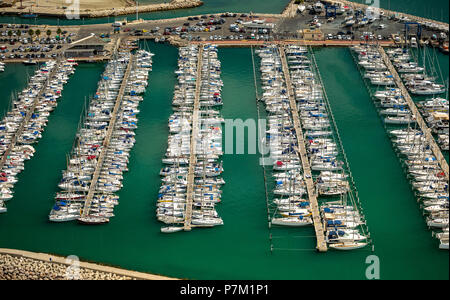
[351, 43, 448, 249]
[0, 59, 60, 170]
[378, 45, 449, 180]
[156, 44, 224, 231]
[183, 45, 203, 231]
[278, 45, 327, 252]
[80, 54, 135, 220]
[0, 248, 176, 280]
[0, 0, 203, 19]
[189, 40, 396, 48]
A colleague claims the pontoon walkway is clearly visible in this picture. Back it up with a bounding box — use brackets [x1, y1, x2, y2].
[278, 45, 328, 252]
[80, 54, 135, 219]
[378, 45, 449, 181]
[183, 45, 204, 231]
[0, 59, 61, 170]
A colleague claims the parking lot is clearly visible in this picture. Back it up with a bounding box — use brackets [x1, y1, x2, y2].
[0, 23, 77, 60]
[124, 13, 279, 42]
[276, 5, 448, 43]
[1, 5, 448, 62]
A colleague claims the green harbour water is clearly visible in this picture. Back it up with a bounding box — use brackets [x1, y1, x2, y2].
[0, 0, 449, 282]
[0, 41, 448, 279]
[0, 64, 37, 118]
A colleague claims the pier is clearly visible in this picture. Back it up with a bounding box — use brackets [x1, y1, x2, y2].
[183, 45, 203, 231]
[80, 54, 135, 220]
[179, 39, 395, 49]
[0, 248, 176, 280]
[378, 45, 449, 180]
[278, 45, 327, 252]
[0, 0, 203, 19]
[0, 59, 60, 170]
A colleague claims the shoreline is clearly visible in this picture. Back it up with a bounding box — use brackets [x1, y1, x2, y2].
[0, 0, 203, 19]
[0, 248, 178, 280]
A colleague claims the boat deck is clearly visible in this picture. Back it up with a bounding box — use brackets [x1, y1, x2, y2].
[278, 45, 328, 252]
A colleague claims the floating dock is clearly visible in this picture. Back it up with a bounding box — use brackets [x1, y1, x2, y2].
[80, 54, 135, 219]
[0, 60, 61, 170]
[183, 45, 204, 231]
[278, 45, 327, 252]
[378, 45, 449, 180]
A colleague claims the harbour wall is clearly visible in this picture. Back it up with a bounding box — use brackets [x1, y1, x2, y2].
[0, 248, 177, 280]
[0, 0, 203, 19]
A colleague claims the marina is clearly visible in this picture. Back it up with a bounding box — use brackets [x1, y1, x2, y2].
[0, 0, 448, 281]
[1, 57, 76, 213]
[48, 48, 153, 224]
[350, 42, 449, 250]
[0, 41, 447, 280]
[257, 43, 371, 252]
[157, 44, 225, 232]
[386, 46, 449, 151]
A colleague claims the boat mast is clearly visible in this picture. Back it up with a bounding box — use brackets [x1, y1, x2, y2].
[136, 1, 139, 22]
[423, 43, 426, 76]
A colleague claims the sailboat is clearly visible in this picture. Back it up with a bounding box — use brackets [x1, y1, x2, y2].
[0, 200, 7, 213]
[23, 59, 37, 66]
[328, 241, 368, 250]
[161, 226, 184, 233]
[271, 216, 313, 226]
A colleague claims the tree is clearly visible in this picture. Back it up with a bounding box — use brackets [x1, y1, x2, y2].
[35, 29, 41, 39]
[28, 29, 34, 39]
[16, 30, 21, 37]
[56, 28, 62, 36]
[7, 30, 13, 38]
[46, 29, 52, 37]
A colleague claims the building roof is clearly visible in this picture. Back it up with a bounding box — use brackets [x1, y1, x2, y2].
[242, 22, 275, 29]
[69, 34, 107, 47]
[65, 49, 96, 53]
[302, 29, 323, 34]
